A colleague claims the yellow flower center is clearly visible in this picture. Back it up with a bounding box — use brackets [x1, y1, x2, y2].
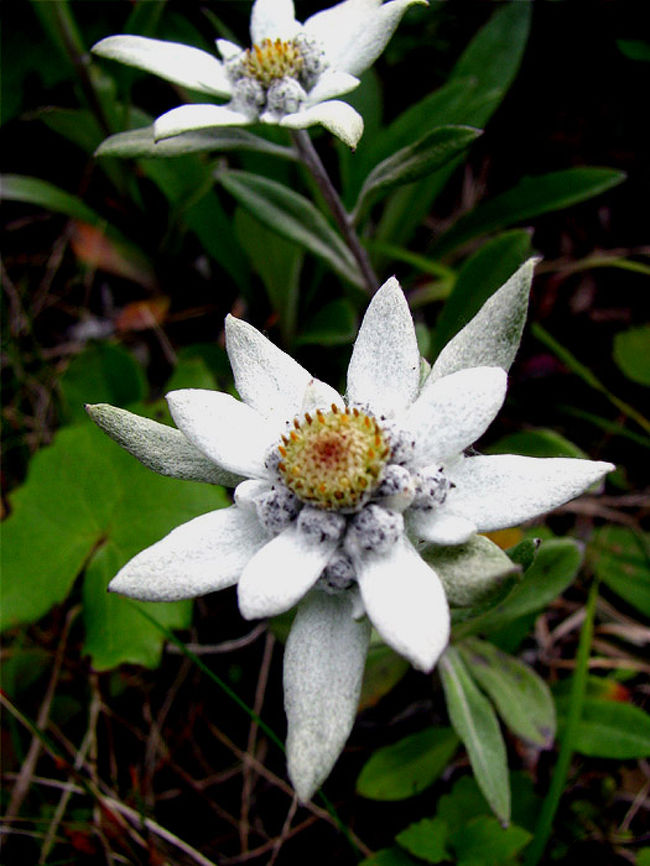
[277, 405, 391, 511]
[243, 38, 304, 87]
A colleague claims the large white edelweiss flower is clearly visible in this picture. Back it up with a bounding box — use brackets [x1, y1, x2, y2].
[92, 0, 426, 149]
[87, 260, 613, 801]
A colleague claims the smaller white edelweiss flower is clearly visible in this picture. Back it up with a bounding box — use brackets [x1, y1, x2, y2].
[92, 0, 426, 149]
[87, 260, 613, 802]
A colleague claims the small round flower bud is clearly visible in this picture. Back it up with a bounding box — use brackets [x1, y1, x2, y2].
[231, 77, 266, 116]
[345, 504, 403, 555]
[374, 464, 415, 512]
[411, 467, 450, 510]
[297, 506, 346, 545]
[294, 33, 327, 86]
[266, 76, 306, 116]
[321, 551, 356, 592]
[255, 487, 301, 536]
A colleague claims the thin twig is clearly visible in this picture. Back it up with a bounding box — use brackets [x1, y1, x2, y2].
[166, 623, 267, 655]
[267, 795, 298, 866]
[291, 129, 379, 293]
[240, 631, 275, 853]
[4, 605, 81, 826]
[38, 687, 102, 863]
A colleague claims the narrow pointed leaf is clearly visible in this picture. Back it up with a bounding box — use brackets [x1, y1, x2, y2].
[218, 169, 363, 287]
[432, 230, 532, 357]
[439, 647, 510, 824]
[459, 638, 556, 748]
[96, 124, 296, 160]
[353, 125, 481, 220]
[435, 168, 626, 256]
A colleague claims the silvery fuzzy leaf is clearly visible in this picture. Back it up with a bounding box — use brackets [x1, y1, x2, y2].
[284, 589, 371, 802]
[86, 403, 242, 486]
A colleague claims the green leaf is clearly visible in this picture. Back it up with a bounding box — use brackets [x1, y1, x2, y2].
[422, 535, 520, 608]
[1, 173, 111, 226]
[96, 124, 296, 160]
[435, 168, 626, 256]
[450, 816, 531, 866]
[589, 526, 650, 616]
[0, 423, 227, 668]
[460, 539, 583, 636]
[439, 647, 510, 824]
[459, 638, 556, 748]
[234, 208, 302, 343]
[356, 726, 459, 801]
[218, 169, 363, 288]
[360, 848, 419, 866]
[395, 817, 449, 864]
[139, 155, 248, 286]
[374, 2, 531, 251]
[58, 342, 147, 423]
[555, 697, 650, 759]
[432, 231, 532, 356]
[296, 299, 358, 346]
[359, 644, 409, 710]
[617, 39, 650, 62]
[613, 325, 650, 385]
[353, 125, 481, 220]
[438, 774, 541, 837]
[636, 848, 650, 866]
[83, 545, 192, 671]
[487, 428, 587, 459]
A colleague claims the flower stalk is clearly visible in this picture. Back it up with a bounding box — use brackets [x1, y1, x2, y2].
[292, 129, 379, 293]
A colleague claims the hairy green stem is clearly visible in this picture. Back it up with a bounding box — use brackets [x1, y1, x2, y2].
[291, 129, 379, 294]
[524, 579, 599, 866]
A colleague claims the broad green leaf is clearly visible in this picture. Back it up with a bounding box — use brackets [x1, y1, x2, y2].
[375, 2, 531, 250]
[588, 526, 650, 616]
[439, 647, 510, 823]
[459, 638, 556, 748]
[356, 726, 459, 801]
[613, 325, 650, 385]
[219, 169, 363, 288]
[487, 428, 587, 459]
[450, 816, 531, 866]
[435, 168, 626, 256]
[360, 848, 419, 866]
[58, 342, 147, 423]
[460, 539, 583, 636]
[0, 423, 227, 668]
[395, 817, 449, 864]
[432, 231, 532, 356]
[96, 124, 295, 160]
[555, 697, 650, 759]
[234, 208, 302, 343]
[296, 299, 358, 346]
[83, 544, 192, 671]
[359, 644, 409, 711]
[637, 849, 650, 866]
[353, 125, 482, 220]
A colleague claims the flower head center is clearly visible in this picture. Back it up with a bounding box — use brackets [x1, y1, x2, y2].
[277, 405, 391, 511]
[243, 38, 304, 87]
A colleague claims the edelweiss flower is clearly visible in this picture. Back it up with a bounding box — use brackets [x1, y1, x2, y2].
[92, 0, 425, 149]
[88, 261, 613, 801]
